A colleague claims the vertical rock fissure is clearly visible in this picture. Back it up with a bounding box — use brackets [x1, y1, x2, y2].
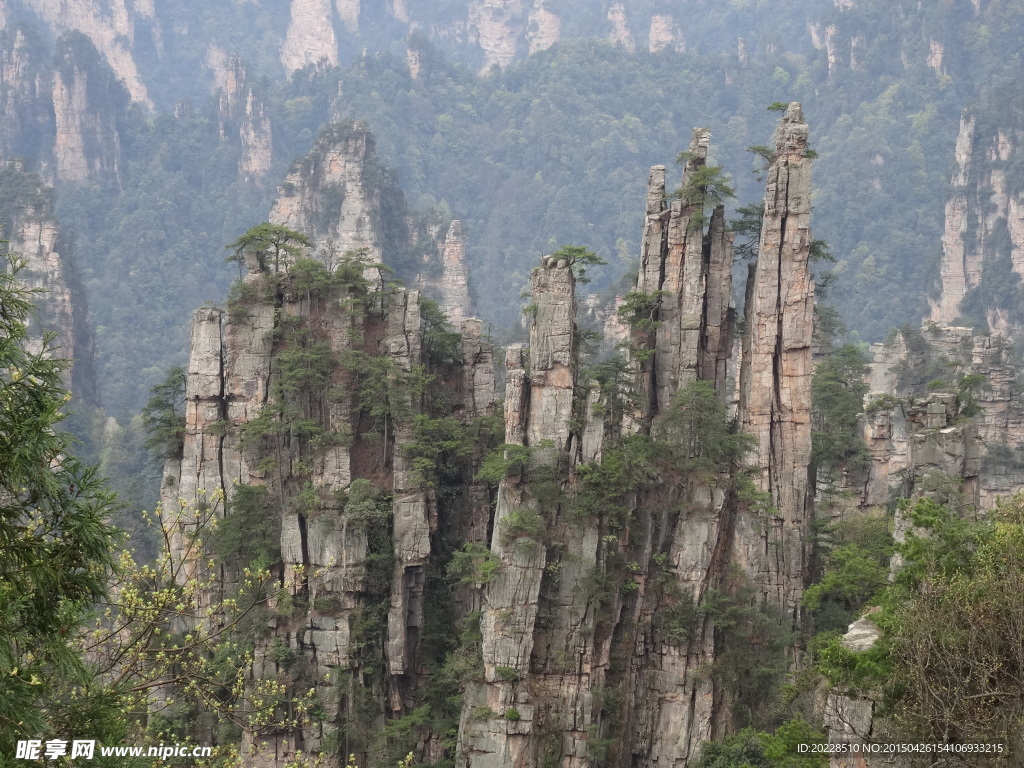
[216, 313, 228, 517]
[735, 101, 813, 622]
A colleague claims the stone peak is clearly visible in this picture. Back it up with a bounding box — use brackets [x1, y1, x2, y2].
[783, 101, 804, 123]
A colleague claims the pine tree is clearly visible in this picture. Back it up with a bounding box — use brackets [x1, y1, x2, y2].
[0, 254, 122, 753]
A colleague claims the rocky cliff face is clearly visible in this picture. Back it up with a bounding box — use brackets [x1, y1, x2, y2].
[852, 323, 1023, 515]
[162, 110, 817, 768]
[434, 219, 473, 326]
[215, 56, 273, 181]
[281, 0, 339, 73]
[2, 0, 734, 90]
[735, 103, 815, 623]
[270, 123, 385, 263]
[270, 122, 474, 316]
[0, 27, 54, 160]
[51, 32, 125, 183]
[4, 0, 151, 106]
[929, 106, 1024, 335]
[0, 161, 94, 398]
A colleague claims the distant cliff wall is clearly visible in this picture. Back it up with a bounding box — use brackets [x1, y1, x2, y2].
[0, 161, 94, 399]
[929, 101, 1024, 337]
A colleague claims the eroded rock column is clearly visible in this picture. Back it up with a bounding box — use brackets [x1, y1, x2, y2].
[735, 102, 815, 621]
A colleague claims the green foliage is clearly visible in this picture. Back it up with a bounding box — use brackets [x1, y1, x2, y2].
[404, 414, 471, 488]
[470, 705, 494, 721]
[656, 379, 755, 477]
[864, 394, 903, 417]
[548, 244, 606, 285]
[273, 325, 336, 401]
[421, 296, 463, 367]
[447, 543, 501, 586]
[48, 6, 1024, 423]
[288, 249, 377, 302]
[225, 222, 311, 274]
[504, 707, 521, 721]
[882, 494, 1024, 745]
[374, 705, 433, 764]
[270, 638, 297, 666]
[672, 164, 736, 232]
[141, 365, 187, 459]
[570, 434, 661, 528]
[342, 350, 425, 439]
[705, 570, 796, 729]
[810, 629, 891, 694]
[498, 507, 546, 546]
[805, 516, 893, 634]
[747, 145, 774, 180]
[731, 202, 764, 260]
[494, 666, 521, 683]
[808, 240, 834, 263]
[808, 494, 1024, 751]
[961, 215, 1024, 330]
[0, 256, 123, 753]
[476, 443, 532, 485]
[693, 717, 827, 768]
[580, 352, 635, 430]
[617, 289, 667, 331]
[657, 586, 697, 646]
[210, 483, 280, 568]
[811, 344, 870, 476]
[956, 372, 987, 417]
[341, 478, 392, 530]
[767, 102, 789, 112]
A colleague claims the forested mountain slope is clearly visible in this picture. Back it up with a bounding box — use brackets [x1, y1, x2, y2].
[0, 0, 1022, 422]
[3, 0, 1024, 755]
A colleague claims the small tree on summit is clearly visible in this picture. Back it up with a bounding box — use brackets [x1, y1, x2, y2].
[549, 244, 606, 284]
[226, 222, 311, 274]
[672, 161, 736, 234]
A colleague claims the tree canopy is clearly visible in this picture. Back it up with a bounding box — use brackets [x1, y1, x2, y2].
[226, 223, 311, 274]
[0, 255, 121, 753]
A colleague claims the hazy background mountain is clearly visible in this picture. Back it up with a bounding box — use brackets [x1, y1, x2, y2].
[0, 0, 1021, 416]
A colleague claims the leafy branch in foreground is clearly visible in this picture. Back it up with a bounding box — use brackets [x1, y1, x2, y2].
[810, 494, 1024, 751]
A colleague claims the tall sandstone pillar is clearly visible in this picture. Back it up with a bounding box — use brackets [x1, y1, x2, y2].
[736, 102, 815, 623]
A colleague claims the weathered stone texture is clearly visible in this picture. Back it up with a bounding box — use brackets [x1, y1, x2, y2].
[606, 2, 635, 51]
[270, 123, 382, 263]
[1, 165, 90, 395]
[281, 0, 339, 72]
[52, 62, 121, 182]
[860, 325, 1024, 513]
[439, 220, 473, 325]
[385, 289, 431, 679]
[929, 110, 1024, 336]
[930, 113, 978, 325]
[162, 110, 832, 768]
[736, 103, 815, 620]
[700, 207, 735, 399]
[526, 258, 577, 452]
[462, 318, 496, 418]
[21, 0, 151, 105]
[654, 129, 711, 408]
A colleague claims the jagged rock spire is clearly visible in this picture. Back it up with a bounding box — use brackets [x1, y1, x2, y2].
[439, 219, 473, 325]
[735, 102, 815, 621]
[630, 128, 735, 425]
[527, 256, 577, 452]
